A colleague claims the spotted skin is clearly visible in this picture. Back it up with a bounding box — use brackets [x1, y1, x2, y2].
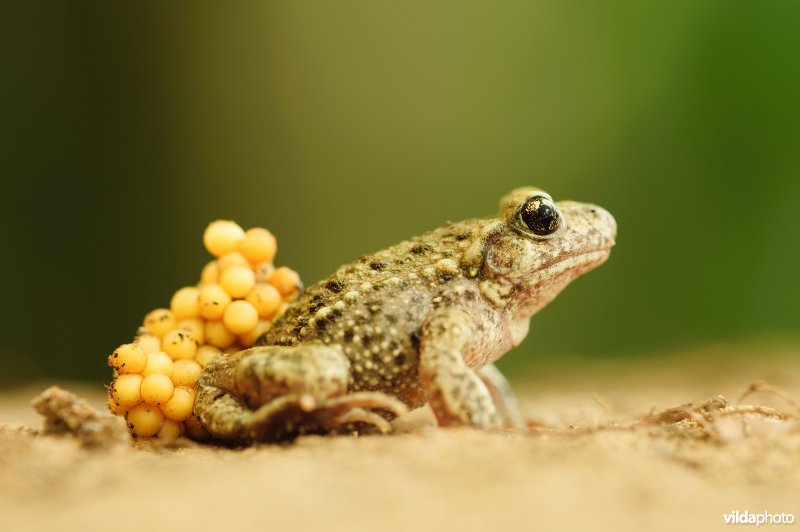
[194, 187, 617, 442]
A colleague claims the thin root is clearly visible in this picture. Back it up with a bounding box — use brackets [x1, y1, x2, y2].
[526, 385, 799, 443]
[737, 380, 800, 416]
[717, 404, 794, 421]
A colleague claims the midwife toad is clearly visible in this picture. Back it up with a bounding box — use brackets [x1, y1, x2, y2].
[195, 187, 617, 442]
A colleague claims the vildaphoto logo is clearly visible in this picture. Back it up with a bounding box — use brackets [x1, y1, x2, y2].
[724, 511, 796, 526]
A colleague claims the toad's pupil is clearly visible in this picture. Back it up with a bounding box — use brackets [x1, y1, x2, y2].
[521, 197, 560, 235]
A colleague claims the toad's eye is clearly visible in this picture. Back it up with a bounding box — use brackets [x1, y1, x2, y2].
[518, 196, 561, 236]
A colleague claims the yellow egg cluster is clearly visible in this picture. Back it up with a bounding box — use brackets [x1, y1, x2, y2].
[107, 220, 302, 440]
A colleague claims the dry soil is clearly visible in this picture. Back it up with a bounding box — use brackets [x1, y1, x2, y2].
[1, 341, 799, 532]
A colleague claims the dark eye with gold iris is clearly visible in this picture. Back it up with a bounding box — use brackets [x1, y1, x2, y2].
[519, 196, 560, 236]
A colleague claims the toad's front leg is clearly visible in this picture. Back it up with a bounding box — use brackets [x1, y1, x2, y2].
[194, 344, 406, 443]
[419, 309, 503, 429]
[476, 364, 525, 429]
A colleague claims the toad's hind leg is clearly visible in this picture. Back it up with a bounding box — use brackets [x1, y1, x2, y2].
[194, 344, 407, 443]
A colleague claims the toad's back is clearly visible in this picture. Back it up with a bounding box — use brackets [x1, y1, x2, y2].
[258, 219, 487, 405]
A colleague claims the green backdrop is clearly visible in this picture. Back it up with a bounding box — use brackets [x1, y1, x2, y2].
[2, 1, 799, 384]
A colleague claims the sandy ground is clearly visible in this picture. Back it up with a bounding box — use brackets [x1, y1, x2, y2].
[1, 341, 799, 532]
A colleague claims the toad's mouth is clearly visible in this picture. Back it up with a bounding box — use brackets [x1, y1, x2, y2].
[539, 248, 612, 279]
[498, 247, 612, 287]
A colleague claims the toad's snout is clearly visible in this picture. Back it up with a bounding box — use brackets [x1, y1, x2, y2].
[589, 205, 617, 249]
[557, 200, 617, 252]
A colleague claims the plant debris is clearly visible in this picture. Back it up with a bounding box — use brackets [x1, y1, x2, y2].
[30, 386, 128, 448]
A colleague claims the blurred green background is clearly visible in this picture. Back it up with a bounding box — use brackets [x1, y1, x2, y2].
[2, 1, 799, 385]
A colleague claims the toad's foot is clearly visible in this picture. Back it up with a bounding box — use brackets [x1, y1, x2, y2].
[245, 390, 408, 439]
[194, 345, 407, 443]
[420, 310, 522, 429]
